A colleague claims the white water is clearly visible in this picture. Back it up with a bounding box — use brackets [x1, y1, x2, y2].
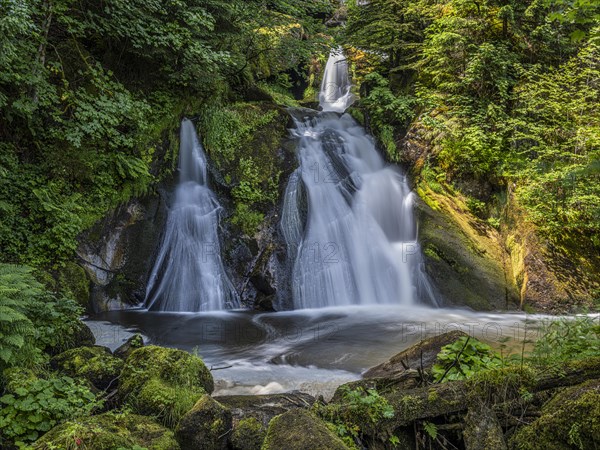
[283, 50, 437, 309]
[145, 119, 238, 312]
[319, 48, 355, 112]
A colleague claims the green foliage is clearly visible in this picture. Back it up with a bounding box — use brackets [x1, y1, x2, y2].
[0, 369, 101, 446]
[317, 386, 394, 446]
[0, 264, 83, 370]
[432, 336, 503, 382]
[530, 316, 600, 365]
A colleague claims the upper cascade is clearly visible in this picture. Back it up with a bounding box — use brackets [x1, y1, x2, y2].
[319, 49, 355, 113]
[145, 119, 238, 312]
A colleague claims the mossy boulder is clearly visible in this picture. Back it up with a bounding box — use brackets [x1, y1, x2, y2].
[50, 346, 124, 390]
[175, 394, 232, 450]
[34, 412, 179, 450]
[113, 333, 144, 360]
[509, 379, 600, 450]
[262, 409, 350, 450]
[231, 417, 266, 450]
[119, 346, 213, 428]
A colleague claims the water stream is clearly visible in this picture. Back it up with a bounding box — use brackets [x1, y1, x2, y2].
[145, 119, 238, 312]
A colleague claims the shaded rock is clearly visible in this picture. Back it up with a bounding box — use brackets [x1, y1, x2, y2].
[262, 409, 350, 450]
[463, 403, 507, 450]
[509, 378, 600, 450]
[113, 333, 144, 360]
[363, 330, 469, 379]
[50, 346, 123, 391]
[34, 412, 179, 450]
[175, 394, 232, 450]
[119, 346, 213, 427]
[214, 392, 316, 428]
[230, 417, 266, 450]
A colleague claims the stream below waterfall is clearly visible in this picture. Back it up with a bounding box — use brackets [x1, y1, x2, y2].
[87, 307, 570, 399]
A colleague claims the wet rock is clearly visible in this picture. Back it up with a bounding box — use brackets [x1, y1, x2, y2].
[363, 330, 469, 379]
[262, 409, 350, 450]
[214, 392, 316, 428]
[119, 346, 213, 427]
[113, 333, 144, 360]
[34, 412, 179, 450]
[175, 394, 232, 450]
[50, 346, 123, 391]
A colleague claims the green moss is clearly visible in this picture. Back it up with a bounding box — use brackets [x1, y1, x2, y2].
[465, 365, 536, 408]
[34, 411, 179, 450]
[175, 394, 232, 450]
[262, 409, 350, 450]
[510, 379, 600, 450]
[119, 346, 213, 428]
[198, 102, 288, 235]
[231, 417, 266, 450]
[57, 262, 90, 306]
[50, 346, 124, 390]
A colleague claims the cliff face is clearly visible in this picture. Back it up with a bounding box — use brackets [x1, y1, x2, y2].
[401, 122, 599, 313]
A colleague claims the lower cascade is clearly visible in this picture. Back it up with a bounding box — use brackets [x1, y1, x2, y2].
[145, 119, 238, 312]
[281, 51, 438, 310]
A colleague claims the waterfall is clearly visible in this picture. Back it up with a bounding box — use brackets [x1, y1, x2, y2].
[145, 119, 239, 312]
[319, 49, 355, 113]
[282, 51, 438, 309]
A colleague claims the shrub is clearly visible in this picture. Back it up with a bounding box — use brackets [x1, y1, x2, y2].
[432, 336, 503, 382]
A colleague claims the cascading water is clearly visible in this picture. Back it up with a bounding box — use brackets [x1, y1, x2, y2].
[319, 48, 355, 113]
[145, 119, 239, 312]
[282, 51, 438, 310]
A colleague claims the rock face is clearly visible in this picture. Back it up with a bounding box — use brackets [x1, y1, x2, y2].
[262, 409, 350, 450]
[175, 395, 232, 450]
[214, 392, 316, 428]
[50, 346, 124, 391]
[34, 412, 179, 450]
[119, 346, 213, 427]
[363, 330, 469, 379]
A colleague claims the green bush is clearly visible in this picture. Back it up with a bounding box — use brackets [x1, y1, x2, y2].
[432, 336, 503, 382]
[0, 369, 101, 446]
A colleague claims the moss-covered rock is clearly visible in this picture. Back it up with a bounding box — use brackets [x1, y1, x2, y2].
[113, 333, 144, 360]
[34, 411, 179, 450]
[262, 409, 350, 450]
[175, 394, 232, 450]
[119, 345, 213, 428]
[509, 379, 600, 450]
[50, 346, 124, 390]
[57, 261, 90, 307]
[231, 417, 266, 450]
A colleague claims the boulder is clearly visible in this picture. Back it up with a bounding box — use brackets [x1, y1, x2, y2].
[262, 409, 350, 450]
[119, 346, 213, 427]
[230, 417, 266, 450]
[214, 392, 315, 428]
[113, 333, 144, 360]
[175, 394, 232, 450]
[363, 330, 469, 379]
[50, 346, 123, 390]
[34, 412, 179, 450]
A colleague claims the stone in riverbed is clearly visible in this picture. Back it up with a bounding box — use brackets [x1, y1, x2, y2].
[363, 330, 469, 379]
[175, 394, 232, 450]
[113, 333, 144, 359]
[230, 417, 266, 450]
